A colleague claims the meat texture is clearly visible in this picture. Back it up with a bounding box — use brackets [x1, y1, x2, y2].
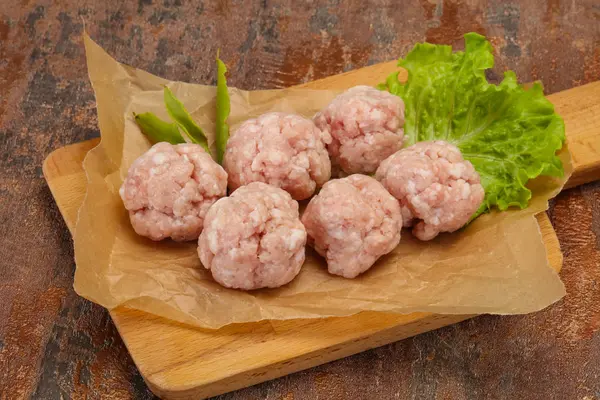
[375, 140, 485, 241]
[313, 85, 405, 175]
[224, 112, 332, 200]
[119, 142, 227, 241]
[301, 174, 402, 279]
[198, 182, 307, 290]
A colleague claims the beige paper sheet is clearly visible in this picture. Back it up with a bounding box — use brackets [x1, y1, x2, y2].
[73, 34, 570, 329]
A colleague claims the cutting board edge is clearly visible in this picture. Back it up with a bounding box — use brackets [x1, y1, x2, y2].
[142, 313, 473, 399]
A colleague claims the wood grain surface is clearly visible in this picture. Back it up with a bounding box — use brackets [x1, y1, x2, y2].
[2, 1, 600, 399]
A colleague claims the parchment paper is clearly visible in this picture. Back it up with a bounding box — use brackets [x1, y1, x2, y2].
[73, 34, 570, 329]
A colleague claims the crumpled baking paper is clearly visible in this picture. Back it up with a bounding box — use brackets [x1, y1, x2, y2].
[73, 34, 570, 329]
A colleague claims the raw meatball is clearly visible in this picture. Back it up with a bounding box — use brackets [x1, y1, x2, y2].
[375, 140, 485, 241]
[198, 182, 307, 290]
[223, 112, 332, 200]
[301, 174, 402, 279]
[119, 142, 227, 241]
[314, 85, 405, 175]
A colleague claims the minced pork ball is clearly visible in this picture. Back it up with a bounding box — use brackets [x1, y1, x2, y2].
[301, 174, 402, 278]
[313, 85, 405, 175]
[375, 140, 485, 241]
[224, 112, 332, 200]
[198, 182, 307, 290]
[119, 142, 227, 241]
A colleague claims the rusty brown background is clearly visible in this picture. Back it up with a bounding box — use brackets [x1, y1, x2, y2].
[1, 0, 599, 399]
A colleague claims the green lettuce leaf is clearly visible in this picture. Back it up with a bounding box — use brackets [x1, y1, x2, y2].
[133, 112, 186, 144]
[379, 32, 565, 216]
[215, 52, 230, 164]
[164, 86, 210, 152]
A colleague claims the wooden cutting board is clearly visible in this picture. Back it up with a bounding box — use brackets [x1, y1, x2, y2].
[43, 62, 600, 399]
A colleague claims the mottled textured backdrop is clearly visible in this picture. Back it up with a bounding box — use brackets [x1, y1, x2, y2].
[1, 0, 599, 399]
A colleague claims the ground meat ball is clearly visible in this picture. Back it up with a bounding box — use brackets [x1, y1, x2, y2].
[119, 142, 227, 241]
[313, 85, 405, 175]
[198, 182, 307, 290]
[301, 174, 402, 279]
[375, 140, 485, 241]
[223, 112, 332, 200]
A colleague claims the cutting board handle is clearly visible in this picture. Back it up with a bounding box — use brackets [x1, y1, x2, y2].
[550, 81, 600, 189]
